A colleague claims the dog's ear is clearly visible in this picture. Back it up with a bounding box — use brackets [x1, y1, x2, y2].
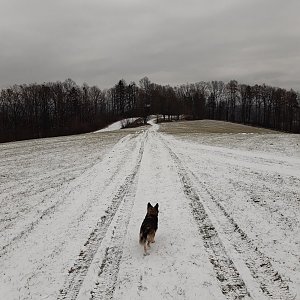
[155, 203, 159, 211]
[147, 202, 152, 209]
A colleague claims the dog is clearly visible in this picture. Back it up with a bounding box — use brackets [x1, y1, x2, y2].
[139, 202, 159, 255]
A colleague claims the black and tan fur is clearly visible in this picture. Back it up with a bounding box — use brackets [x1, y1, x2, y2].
[139, 202, 159, 255]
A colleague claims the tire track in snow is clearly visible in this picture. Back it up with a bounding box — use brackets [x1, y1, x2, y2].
[187, 169, 295, 300]
[0, 135, 137, 258]
[70, 135, 140, 228]
[182, 148, 299, 230]
[162, 135, 295, 300]
[1, 134, 142, 300]
[1, 136, 141, 298]
[88, 180, 138, 300]
[160, 136, 251, 300]
[58, 132, 147, 300]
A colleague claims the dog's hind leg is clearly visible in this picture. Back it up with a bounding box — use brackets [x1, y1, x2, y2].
[147, 232, 155, 245]
[143, 243, 150, 256]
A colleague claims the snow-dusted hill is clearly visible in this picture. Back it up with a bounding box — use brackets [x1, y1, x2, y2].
[94, 118, 139, 133]
[0, 120, 299, 300]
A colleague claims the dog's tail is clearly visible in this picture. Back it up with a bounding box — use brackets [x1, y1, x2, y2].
[139, 231, 147, 245]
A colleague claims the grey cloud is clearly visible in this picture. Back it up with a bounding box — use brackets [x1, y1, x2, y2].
[0, 0, 299, 90]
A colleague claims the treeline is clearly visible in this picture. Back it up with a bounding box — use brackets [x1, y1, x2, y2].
[0, 79, 110, 142]
[0, 77, 299, 142]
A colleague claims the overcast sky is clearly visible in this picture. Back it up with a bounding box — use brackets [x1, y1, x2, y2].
[0, 0, 299, 90]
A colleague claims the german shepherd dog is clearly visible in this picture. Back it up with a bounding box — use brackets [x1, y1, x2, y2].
[139, 203, 159, 255]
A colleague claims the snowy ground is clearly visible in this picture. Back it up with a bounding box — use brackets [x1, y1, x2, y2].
[0, 120, 299, 300]
[94, 118, 139, 133]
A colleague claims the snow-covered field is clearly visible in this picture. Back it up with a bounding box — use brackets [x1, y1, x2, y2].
[0, 120, 299, 300]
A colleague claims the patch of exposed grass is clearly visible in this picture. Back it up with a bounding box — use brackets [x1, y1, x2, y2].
[159, 120, 277, 134]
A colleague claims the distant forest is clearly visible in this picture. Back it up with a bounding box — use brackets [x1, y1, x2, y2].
[0, 77, 299, 142]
